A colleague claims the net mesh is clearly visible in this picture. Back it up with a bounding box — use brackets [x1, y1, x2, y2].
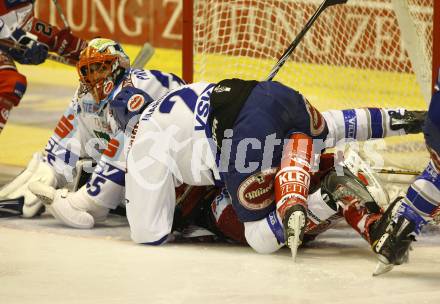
[192, 0, 434, 199]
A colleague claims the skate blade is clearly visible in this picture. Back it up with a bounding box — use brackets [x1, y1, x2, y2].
[287, 211, 304, 262]
[373, 260, 394, 276]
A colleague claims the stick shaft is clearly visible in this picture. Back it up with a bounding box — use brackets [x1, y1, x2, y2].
[0, 39, 76, 66]
[51, 0, 69, 28]
[265, 0, 347, 81]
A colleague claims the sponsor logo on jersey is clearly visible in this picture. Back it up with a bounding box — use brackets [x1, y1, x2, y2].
[93, 130, 111, 142]
[127, 94, 145, 112]
[103, 80, 114, 95]
[195, 88, 212, 133]
[237, 168, 277, 210]
[54, 114, 75, 138]
[303, 97, 325, 136]
[213, 85, 231, 93]
[82, 102, 100, 114]
[103, 138, 120, 158]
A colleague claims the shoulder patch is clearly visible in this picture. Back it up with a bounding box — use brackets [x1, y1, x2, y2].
[127, 94, 145, 112]
[303, 97, 326, 137]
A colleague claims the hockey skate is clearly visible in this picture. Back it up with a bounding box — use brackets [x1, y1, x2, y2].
[389, 110, 426, 134]
[283, 204, 307, 261]
[369, 199, 418, 276]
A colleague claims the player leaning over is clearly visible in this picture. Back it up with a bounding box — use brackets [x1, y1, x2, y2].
[61, 78, 424, 254]
[0, 0, 86, 133]
[370, 70, 440, 276]
[0, 38, 185, 220]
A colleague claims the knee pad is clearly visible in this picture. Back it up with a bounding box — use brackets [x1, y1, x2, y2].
[0, 69, 27, 107]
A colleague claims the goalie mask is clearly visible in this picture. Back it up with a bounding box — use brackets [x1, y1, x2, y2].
[77, 38, 130, 104]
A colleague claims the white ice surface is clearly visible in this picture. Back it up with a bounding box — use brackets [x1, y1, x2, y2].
[1, 215, 440, 304]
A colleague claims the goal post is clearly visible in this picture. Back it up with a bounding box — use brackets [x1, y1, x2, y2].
[434, 0, 440, 90]
[182, 0, 194, 83]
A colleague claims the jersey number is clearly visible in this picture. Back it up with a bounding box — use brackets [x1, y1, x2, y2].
[34, 21, 53, 37]
[86, 176, 106, 196]
[159, 88, 198, 114]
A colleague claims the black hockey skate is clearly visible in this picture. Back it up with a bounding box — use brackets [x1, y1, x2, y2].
[283, 204, 307, 261]
[389, 110, 426, 134]
[369, 198, 416, 276]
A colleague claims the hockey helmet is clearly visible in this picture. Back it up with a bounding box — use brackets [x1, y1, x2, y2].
[77, 38, 130, 103]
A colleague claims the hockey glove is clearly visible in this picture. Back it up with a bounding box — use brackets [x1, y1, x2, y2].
[9, 28, 48, 65]
[50, 28, 87, 61]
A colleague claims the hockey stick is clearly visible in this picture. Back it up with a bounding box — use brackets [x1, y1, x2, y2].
[373, 168, 422, 176]
[131, 42, 155, 69]
[0, 196, 24, 218]
[265, 0, 347, 81]
[0, 38, 77, 66]
[51, 0, 69, 29]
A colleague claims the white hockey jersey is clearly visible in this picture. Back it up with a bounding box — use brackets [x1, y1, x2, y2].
[125, 82, 220, 243]
[45, 69, 185, 209]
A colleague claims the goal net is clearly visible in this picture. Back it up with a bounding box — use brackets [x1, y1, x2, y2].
[182, 0, 438, 200]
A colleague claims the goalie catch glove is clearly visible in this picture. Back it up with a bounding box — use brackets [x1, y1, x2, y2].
[0, 152, 56, 217]
[28, 181, 109, 229]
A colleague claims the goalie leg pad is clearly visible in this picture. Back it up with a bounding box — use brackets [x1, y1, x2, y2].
[0, 152, 57, 218]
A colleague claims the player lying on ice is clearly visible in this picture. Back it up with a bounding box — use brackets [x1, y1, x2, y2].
[368, 70, 440, 276]
[29, 75, 426, 257]
[0, 0, 86, 134]
[0, 35, 392, 248]
[0, 38, 185, 218]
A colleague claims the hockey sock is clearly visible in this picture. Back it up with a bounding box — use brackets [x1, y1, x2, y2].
[402, 162, 440, 225]
[275, 133, 313, 219]
[340, 196, 382, 244]
[323, 108, 415, 147]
